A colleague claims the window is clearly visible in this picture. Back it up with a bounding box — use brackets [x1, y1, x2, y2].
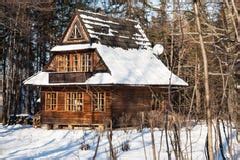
[93, 92, 105, 112]
[73, 54, 78, 71]
[45, 92, 57, 110]
[57, 55, 65, 71]
[56, 54, 92, 72]
[69, 24, 82, 40]
[65, 92, 83, 111]
[80, 53, 92, 72]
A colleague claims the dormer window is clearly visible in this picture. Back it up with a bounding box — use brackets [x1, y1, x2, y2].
[80, 53, 92, 72]
[69, 24, 82, 40]
[56, 53, 92, 72]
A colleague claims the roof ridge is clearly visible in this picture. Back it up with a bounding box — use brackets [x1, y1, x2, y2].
[78, 9, 108, 17]
[77, 9, 138, 23]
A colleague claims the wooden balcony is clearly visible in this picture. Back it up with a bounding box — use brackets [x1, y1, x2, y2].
[49, 72, 93, 83]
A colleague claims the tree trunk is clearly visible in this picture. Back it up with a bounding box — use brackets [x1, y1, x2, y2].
[194, 1, 214, 160]
[150, 120, 157, 160]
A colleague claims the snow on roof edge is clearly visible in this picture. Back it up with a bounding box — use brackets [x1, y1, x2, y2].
[27, 43, 188, 87]
[78, 9, 108, 17]
[23, 71, 42, 84]
[24, 71, 188, 87]
[50, 43, 152, 52]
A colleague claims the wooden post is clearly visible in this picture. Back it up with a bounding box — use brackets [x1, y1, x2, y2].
[68, 125, 73, 130]
[97, 124, 104, 132]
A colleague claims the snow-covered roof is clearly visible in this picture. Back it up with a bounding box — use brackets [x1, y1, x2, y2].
[24, 43, 187, 86]
[78, 10, 151, 49]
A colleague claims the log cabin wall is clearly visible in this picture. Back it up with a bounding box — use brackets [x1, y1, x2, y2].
[41, 86, 112, 125]
[111, 86, 168, 126]
[40, 86, 168, 127]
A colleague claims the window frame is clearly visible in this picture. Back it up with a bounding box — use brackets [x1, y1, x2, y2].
[65, 92, 84, 112]
[92, 92, 106, 112]
[69, 23, 82, 40]
[80, 53, 92, 72]
[45, 92, 57, 111]
[56, 53, 92, 72]
[56, 55, 65, 72]
[73, 54, 79, 71]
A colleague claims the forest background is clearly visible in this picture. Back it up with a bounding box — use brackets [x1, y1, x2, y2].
[0, 1, 239, 159]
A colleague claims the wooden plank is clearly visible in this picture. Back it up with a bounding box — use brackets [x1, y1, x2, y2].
[41, 116, 111, 125]
[49, 72, 93, 83]
[58, 92, 65, 111]
[41, 91, 45, 111]
[83, 93, 91, 112]
[110, 87, 168, 126]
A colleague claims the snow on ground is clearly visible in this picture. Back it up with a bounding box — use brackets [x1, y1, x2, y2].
[0, 123, 239, 160]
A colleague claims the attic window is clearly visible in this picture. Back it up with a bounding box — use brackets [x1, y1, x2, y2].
[69, 24, 82, 40]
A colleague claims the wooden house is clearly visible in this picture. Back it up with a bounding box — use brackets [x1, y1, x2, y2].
[24, 10, 187, 128]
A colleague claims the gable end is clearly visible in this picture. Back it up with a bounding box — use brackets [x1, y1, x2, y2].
[62, 15, 90, 44]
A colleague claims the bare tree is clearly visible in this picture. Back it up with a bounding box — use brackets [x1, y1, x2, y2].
[193, 1, 213, 159]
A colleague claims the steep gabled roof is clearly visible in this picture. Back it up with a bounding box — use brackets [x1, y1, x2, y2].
[24, 44, 188, 86]
[77, 10, 151, 49]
